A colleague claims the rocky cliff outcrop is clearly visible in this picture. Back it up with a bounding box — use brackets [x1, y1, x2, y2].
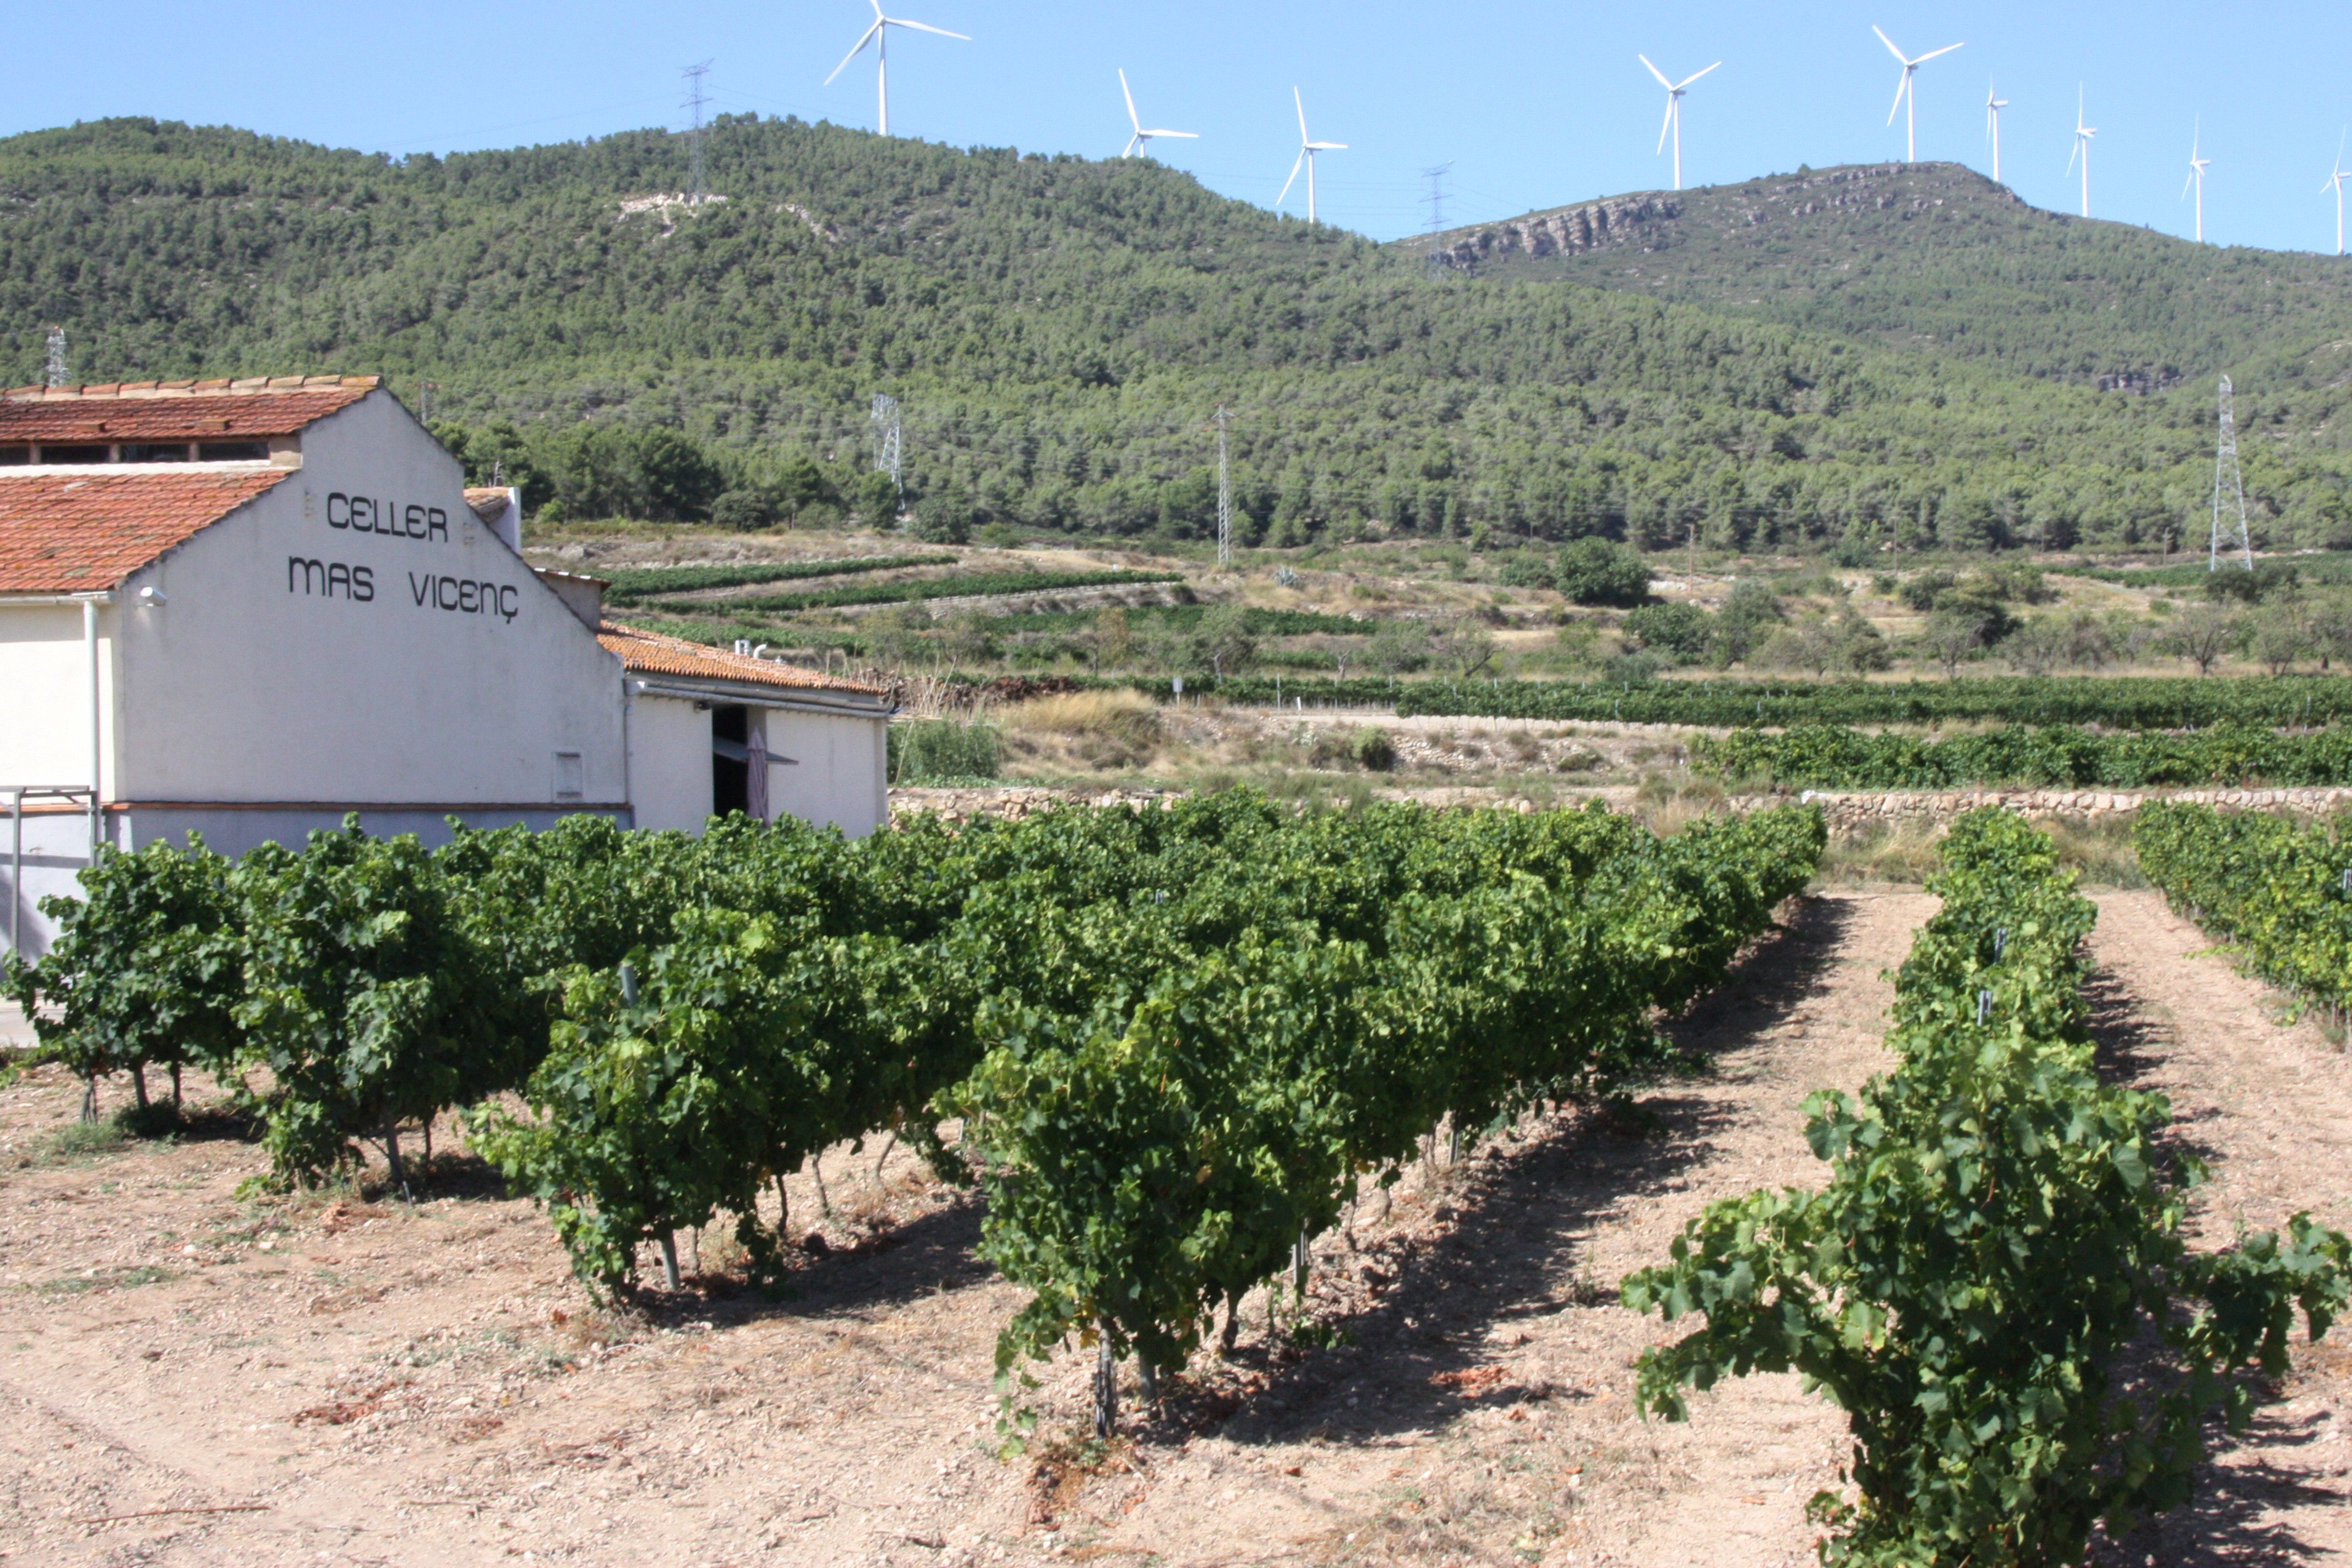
[1424, 162, 2027, 273]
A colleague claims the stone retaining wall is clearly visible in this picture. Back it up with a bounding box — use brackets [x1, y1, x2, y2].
[1771, 785, 2352, 831]
[889, 783, 2352, 834]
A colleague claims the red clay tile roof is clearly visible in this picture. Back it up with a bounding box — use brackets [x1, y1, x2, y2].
[0, 377, 378, 445]
[0, 470, 293, 592]
[598, 620, 889, 698]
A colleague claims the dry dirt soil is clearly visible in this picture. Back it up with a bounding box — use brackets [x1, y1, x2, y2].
[1, 888, 2348, 1567]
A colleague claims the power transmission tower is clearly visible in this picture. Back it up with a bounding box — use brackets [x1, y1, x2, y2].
[870, 393, 903, 503]
[2211, 374, 2252, 572]
[1422, 162, 1452, 279]
[1213, 405, 1233, 569]
[682, 61, 712, 206]
[44, 325, 66, 388]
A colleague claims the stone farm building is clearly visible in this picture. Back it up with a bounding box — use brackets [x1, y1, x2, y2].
[0, 375, 890, 955]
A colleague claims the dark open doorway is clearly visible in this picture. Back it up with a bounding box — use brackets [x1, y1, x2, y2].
[712, 704, 750, 818]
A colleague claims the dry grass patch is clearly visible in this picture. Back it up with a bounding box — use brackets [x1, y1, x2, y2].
[1002, 689, 1166, 773]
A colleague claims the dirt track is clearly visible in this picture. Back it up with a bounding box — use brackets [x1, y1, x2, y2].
[1, 888, 2348, 1567]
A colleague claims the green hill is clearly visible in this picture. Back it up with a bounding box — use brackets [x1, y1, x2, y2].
[1405, 161, 2352, 395]
[4, 120, 2349, 552]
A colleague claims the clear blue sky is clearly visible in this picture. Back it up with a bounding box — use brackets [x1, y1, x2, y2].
[13, 1, 2352, 253]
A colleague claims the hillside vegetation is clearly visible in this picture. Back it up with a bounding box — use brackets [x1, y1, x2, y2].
[1409, 162, 2352, 392]
[6, 120, 2352, 549]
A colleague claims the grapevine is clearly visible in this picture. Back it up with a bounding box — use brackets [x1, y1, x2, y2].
[1622, 810, 2351, 1567]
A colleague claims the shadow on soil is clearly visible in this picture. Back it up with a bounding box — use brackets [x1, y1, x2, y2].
[629, 1196, 995, 1331]
[2084, 957, 2332, 1566]
[1183, 892, 1860, 1450]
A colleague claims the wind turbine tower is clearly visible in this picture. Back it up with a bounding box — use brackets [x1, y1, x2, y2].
[2184, 121, 2211, 243]
[2211, 376, 2252, 573]
[824, 0, 968, 138]
[1277, 89, 1347, 224]
[1985, 83, 2008, 183]
[1638, 55, 1719, 191]
[1874, 27, 1962, 165]
[2067, 89, 2097, 218]
[1119, 70, 1196, 159]
[2327, 134, 2350, 256]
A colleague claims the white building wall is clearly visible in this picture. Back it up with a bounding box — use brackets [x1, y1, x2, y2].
[0, 603, 108, 791]
[109, 391, 627, 810]
[761, 707, 888, 837]
[629, 693, 712, 834]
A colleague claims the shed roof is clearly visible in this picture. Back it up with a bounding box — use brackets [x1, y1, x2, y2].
[0, 377, 378, 445]
[0, 470, 294, 593]
[597, 620, 889, 698]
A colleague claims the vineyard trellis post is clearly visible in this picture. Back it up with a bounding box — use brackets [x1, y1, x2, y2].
[1092, 1324, 1118, 1436]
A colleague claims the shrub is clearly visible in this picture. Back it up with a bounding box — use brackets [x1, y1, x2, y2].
[1622, 602, 1715, 662]
[710, 489, 780, 530]
[1553, 538, 1651, 606]
[1351, 728, 1397, 771]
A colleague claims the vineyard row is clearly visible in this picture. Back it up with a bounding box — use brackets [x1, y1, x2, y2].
[7, 794, 1822, 1432]
[1625, 810, 2350, 1566]
[2136, 802, 2352, 1021]
[1694, 721, 2352, 791]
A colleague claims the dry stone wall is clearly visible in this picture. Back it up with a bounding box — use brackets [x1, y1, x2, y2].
[1763, 785, 2352, 830]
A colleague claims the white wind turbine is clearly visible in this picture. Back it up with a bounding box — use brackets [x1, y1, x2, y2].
[1638, 55, 1719, 192]
[2067, 88, 2096, 218]
[2327, 133, 2350, 256]
[2184, 121, 2211, 243]
[1276, 88, 1346, 224]
[823, 0, 968, 138]
[1118, 69, 1196, 160]
[1985, 81, 2008, 183]
[1874, 27, 1962, 164]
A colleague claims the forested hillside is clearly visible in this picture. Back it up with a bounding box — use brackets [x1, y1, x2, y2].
[5, 118, 2351, 551]
[1408, 162, 2352, 394]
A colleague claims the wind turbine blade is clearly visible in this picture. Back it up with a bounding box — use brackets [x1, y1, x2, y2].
[1143, 130, 1199, 140]
[1120, 69, 1140, 132]
[1915, 42, 1963, 64]
[1295, 86, 1311, 145]
[1638, 53, 1674, 90]
[1675, 62, 1722, 90]
[1888, 72, 1909, 127]
[2067, 138, 2079, 176]
[885, 19, 970, 40]
[824, 20, 883, 84]
[1277, 150, 1305, 208]
[1872, 25, 1908, 63]
[1310, 141, 1347, 151]
[1658, 97, 1675, 155]
[2184, 168, 2195, 199]
[1124, 133, 1142, 157]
